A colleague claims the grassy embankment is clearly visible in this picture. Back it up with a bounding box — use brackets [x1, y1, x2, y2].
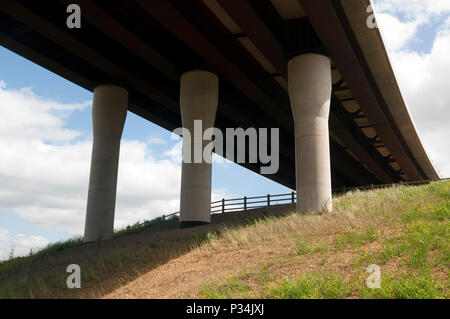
[0, 180, 448, 298]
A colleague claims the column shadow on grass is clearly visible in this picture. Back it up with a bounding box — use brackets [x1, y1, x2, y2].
[0, 204, 295, 298]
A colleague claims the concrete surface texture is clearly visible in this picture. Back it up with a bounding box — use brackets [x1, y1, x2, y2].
[288, 53, 333, 213]
[179, 70, 219, 225]
[84, 84, 128, 242]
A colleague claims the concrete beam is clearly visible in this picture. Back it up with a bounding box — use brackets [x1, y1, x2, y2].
[84, 84, 128, 242]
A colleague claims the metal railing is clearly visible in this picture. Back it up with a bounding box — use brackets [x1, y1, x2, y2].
[154, 178, 449, 222]
[119, 191, 295, 235]
[117, 178, 449, 235]
[210, 192, 296, 214]
[159, 191, 296, 220]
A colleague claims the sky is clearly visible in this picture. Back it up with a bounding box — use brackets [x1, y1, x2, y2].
[0, 0, 449, 259]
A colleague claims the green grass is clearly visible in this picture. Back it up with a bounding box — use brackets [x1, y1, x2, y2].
[0, 237, 84, 279]
[1, 214, 179, 266]
[296, 236, 312, 256]
[0, 180, 448, 299]
[268, 273, 352, 299]
[200, 276, 252, 299]
[113, 214, 179, 237]
[361, 272, 447, 299]
[190, 180, 449, 299]
[0, 213, 185, 298]
[334, 225, 377, 249]
[260, 269, 447, 299]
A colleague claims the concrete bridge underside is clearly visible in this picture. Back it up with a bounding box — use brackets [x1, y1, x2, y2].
[0, 0, 439, 240]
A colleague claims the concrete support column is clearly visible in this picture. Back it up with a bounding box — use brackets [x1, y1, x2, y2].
[84, 85, 128, 242]
[288, 54, 332, 213]
[179, 70, 219, 227]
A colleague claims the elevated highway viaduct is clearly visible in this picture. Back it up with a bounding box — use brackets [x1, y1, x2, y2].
[0, 0, 439, 241]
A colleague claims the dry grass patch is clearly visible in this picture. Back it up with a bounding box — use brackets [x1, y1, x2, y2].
[1, 181, 448, 299]
[189, 181, 449, 299]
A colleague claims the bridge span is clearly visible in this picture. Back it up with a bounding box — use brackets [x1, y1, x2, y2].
[0, 0, 439, 241]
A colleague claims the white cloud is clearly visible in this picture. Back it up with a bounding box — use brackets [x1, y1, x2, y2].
[146, 137, 167, 145]
[0, 229, 49, 260]
[376, 13, 422, 52]
[0, 84, 231, 251]
[0, 86, 89, 143]
[388, 28, 450, 177]
[372, 0, 450, 177]
[373, 0, 450, 20]
[445, 16, 450, 28]
[373, 0, 450, 52]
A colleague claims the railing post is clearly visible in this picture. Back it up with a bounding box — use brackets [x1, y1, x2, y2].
[267, 194, 270, 207]
[244, 196, 247, 211]
[291, 191, 295, 203]
[222, 198, 225, 214]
